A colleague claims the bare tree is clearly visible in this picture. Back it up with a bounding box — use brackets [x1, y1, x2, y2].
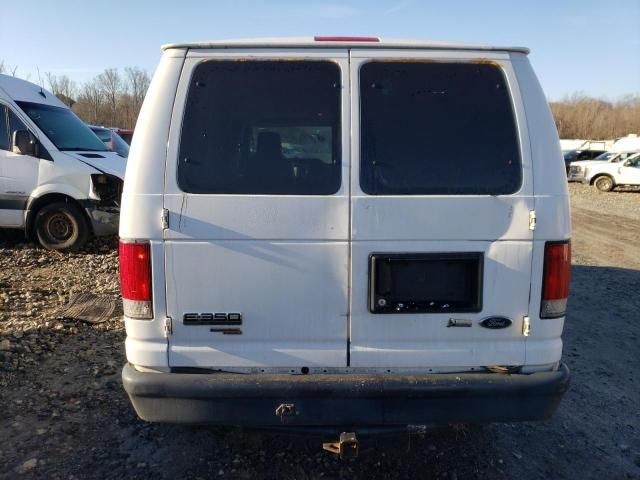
[76, 79, 104, 125]
[0, 60, 19, 76]
[45, 72, 77, 107]
[125, 67, 150, 110]
[71, 67, 147, 128]
[125, 67, 150, 126]
[551, 93, 640, 139]
[97, 68, 122, 126]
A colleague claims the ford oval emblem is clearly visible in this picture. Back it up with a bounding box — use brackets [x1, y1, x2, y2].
[480, 316, 512, 329]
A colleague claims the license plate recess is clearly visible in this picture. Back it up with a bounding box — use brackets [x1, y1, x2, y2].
[369, 253, 483, 314]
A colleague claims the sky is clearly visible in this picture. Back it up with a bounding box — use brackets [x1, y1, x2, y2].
[1, 0, 639, 101]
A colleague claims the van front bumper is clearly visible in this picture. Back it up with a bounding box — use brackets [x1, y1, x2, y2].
[122, 363, 570, 426]
[84, 205, 119, 236]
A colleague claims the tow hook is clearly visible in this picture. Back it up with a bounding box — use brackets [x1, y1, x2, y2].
[322, 432, 359, 459]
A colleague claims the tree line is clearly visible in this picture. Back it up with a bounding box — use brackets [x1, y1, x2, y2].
[1, 62, 150, 129]
[45, 68, 150, 129]
[2, 61, 639, 138]
[550, 94, 640, 140]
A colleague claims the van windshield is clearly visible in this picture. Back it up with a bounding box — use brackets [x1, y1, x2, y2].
[16, 101, 107, 152]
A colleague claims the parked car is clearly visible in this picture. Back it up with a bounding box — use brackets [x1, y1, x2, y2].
[567, 151, 639, 181]
[119, 37, 570, 447]
[89, 125, 130, 157]
[115, 128, 133, 145]
[563, 149, 607, 172]
[0, 74, 125, 251]
[571, 152, 640, 191]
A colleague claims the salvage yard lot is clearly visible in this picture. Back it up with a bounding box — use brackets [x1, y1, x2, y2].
[0, 183, 639, 480]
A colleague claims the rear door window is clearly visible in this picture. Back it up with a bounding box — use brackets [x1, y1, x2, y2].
[178, 60, 342, 195]
[359, 62, 521, 195]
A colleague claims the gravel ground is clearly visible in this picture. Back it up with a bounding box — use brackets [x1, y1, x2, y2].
[0, 183, 639, 479]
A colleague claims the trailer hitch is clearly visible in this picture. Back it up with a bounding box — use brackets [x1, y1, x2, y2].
[322, 432, 359, 459]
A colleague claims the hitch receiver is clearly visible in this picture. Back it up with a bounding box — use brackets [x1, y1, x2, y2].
[275, 403, 298, 423]
[322, 432, 359, 459]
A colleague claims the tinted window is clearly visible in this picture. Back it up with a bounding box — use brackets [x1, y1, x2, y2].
[16, 101, 107, 152]
[360, 62, 521, 195]
[178, 60, 341, 195]
[91, 127, 112, 143]
[617, 152, 636, 162]
[0, 106, 8, 150]
[90, 127, 129, 157]
[111, 131, 130, 157]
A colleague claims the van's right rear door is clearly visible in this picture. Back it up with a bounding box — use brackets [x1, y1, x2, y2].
[348, 49, 534, 369]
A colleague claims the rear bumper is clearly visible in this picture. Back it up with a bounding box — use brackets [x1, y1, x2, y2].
[122, 363, 570, 426]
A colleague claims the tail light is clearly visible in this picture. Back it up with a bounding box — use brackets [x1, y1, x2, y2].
[540, 241, 571, 319]
[314, 36, 380, 42]
[119, 241, 153, 319]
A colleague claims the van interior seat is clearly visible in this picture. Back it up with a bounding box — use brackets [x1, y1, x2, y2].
[252, 131, 293, 184]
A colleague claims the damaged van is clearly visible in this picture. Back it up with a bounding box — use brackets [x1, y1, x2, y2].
[120, 37, 571, 450]
[0, 74, 125, 251]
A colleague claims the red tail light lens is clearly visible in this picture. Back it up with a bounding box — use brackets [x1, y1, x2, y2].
[540, 241, 571, 319]
[314, 36, 380, 42]
[119, 241, 153, 319]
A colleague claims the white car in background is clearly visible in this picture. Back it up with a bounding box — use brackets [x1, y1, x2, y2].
[572, 152, 640, 191]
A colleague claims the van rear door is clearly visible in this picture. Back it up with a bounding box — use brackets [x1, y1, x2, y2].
[163, 50, 350, 368]
[348, 50, 534, 368]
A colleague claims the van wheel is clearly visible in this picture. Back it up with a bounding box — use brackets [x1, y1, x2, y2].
[594, 176, 614, 192]
[34, 202, 89, 252]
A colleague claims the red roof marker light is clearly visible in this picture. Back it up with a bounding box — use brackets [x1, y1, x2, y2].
[314, 36, 380, 42]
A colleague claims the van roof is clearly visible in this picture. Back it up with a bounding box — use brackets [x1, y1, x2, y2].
[161, 37, 529, 54]
[0, 74, 67, 108]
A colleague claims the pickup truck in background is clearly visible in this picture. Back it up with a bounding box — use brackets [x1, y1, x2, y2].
[569, 152, 640, 191]
[567, 151, 638, 181]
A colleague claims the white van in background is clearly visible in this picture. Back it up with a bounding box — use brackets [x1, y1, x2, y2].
[120, 37, 571, 448]
[0, 74, 125, 251]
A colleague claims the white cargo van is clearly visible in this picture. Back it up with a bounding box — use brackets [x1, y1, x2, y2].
[0, 74, 125, 251]
[120, 38, 571, 442]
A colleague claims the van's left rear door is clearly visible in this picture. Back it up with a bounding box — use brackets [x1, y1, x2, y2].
[163, 49, 350, 368]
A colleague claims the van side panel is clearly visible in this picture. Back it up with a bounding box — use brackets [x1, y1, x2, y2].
[511, 54, 570, 366]
[121, 49, 186, 238]
[121, 50, 186, 368]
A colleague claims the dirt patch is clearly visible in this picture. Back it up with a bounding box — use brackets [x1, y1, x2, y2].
[0, 183, 639, 479]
